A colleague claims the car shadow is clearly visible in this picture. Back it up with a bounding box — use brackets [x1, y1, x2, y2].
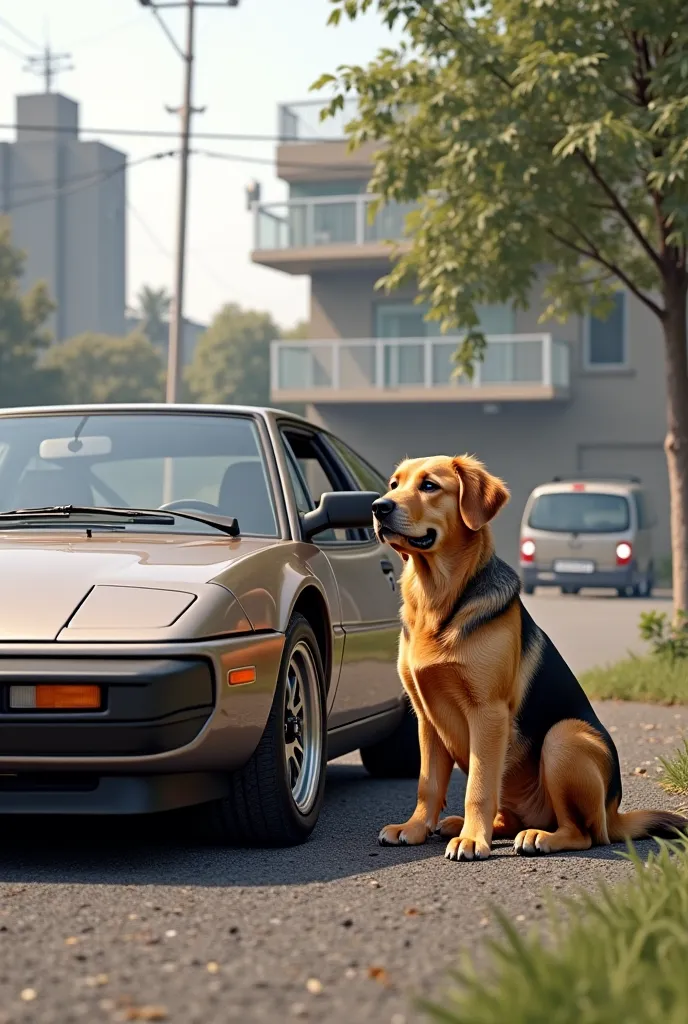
[0, 764, 663, 887]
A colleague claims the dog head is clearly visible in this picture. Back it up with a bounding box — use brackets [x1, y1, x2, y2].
[373, 454, 509, 558]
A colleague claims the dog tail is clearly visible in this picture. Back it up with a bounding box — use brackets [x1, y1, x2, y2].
[607, 806, 688, 842]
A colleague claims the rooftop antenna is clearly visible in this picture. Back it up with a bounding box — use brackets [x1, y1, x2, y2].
[24, 28, 73, 93]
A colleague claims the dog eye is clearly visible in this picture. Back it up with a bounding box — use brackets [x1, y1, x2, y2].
[420, 479, 439, 492]
[389, 480, 399, 490]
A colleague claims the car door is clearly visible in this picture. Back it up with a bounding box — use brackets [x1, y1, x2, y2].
[278, 424, 403, 728]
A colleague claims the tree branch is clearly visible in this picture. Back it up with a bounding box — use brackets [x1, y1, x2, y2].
[546, 226, 664, 320]
[416, 0, 514, 90]
[575, 151, 663, 271]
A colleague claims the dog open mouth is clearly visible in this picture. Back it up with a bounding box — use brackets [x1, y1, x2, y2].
[379, 526, 437, 550]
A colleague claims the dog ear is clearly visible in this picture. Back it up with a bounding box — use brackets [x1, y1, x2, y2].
[452, 455, 510, 531]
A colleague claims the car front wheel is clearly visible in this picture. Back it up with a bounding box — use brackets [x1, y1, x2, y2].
[198, 613, 327, 846]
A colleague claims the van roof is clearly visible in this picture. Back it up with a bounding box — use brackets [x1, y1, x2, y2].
[529, 479, 642, 498]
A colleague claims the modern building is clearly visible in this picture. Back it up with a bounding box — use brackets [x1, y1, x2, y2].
[252, 99, 670, 570]
[0, 91, 126, 342]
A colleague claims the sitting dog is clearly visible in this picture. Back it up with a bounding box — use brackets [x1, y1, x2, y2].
[373, 454, 687, 860]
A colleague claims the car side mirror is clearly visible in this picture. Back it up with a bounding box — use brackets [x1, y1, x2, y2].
[301, 491, 379, 541]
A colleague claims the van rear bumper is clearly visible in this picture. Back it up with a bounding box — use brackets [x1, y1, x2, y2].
[521, 564, 637, 591]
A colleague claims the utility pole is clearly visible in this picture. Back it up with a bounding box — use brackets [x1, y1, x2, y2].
[138, 0, 240, 404]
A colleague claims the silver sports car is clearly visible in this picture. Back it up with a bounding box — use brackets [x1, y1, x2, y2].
[0, 404, 418, 845]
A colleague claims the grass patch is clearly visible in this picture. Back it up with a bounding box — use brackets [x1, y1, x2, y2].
[660, 740, 688, 795]
[580, 655, 688, 704]
[425, 838, 688, 1024]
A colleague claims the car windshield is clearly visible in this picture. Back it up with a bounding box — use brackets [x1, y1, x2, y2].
[528, 492, 630, 534]
[0, 412, 278, 537]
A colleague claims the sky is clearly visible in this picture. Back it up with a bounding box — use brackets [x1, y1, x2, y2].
[0, 0, 397, 331]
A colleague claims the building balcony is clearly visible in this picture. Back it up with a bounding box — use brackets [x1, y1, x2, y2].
[251, 194, 414, 274]
[270, 335, 570, 404]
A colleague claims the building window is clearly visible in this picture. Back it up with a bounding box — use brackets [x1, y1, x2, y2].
[374, 301, 514, 339]
[585, 292, 627, 369]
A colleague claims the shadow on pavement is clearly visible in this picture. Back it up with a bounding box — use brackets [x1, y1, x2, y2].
[0, 763, 655, 887]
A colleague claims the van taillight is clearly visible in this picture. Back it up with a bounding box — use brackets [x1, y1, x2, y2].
[616, 541, 632, 566]
[520, 538, 536, 563]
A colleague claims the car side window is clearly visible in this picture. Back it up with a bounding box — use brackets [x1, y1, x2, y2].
[325, 436, 387, 542]
[280, 428, 360, 544]
[327, 436, 388, 494]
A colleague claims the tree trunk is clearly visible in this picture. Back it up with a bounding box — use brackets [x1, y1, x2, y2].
[662, 279, 688, 620]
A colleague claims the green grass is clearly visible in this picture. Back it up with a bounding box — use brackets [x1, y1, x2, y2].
[660, 740, 688, 795]
[580, 655, 688, 705]
[424, 838, 688, 1024]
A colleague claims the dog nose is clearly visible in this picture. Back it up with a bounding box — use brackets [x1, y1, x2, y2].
[373, 497, 396, 520]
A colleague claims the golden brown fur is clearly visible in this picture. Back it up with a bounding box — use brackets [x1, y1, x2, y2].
[374, 454, 686, 859]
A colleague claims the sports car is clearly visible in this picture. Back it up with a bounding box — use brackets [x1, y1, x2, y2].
[0, 404, 418, 845]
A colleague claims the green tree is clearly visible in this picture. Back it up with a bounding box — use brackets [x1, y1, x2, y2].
[45, 332, 165, 403]
[136, 285, 171, 345]
[185, 303, 279, 407]
[0, 218, 60, 407]
[319, 0, 688, 616]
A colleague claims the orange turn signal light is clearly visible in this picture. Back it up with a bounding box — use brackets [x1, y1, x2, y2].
[227, 667, 256, 687]
[9, 684, 101, 710]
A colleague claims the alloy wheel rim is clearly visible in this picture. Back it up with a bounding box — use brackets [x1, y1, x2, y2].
[284, 641, 322, 815]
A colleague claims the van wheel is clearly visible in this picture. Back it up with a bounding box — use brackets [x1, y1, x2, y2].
[523, 584, 535, 595]
[562, 586, 579, 595]
[617, 586, 635, 598]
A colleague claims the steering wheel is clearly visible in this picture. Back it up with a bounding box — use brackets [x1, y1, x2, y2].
[158, 499, 222, 514]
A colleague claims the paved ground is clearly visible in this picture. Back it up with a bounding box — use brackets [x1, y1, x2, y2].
[0, 590, 685, 1024]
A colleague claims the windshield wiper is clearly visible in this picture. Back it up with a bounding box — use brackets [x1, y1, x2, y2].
[0, 506, 175, 526]
[0, 505, 240, 537]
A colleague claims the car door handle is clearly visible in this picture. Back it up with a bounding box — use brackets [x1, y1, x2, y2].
[380, 559, 395, 574]
[380, 559, 396, 591]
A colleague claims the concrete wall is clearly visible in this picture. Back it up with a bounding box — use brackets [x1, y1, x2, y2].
[306, 270, 669, 569]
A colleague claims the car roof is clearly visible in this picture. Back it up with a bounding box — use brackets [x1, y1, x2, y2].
[0, 403, 312, 426]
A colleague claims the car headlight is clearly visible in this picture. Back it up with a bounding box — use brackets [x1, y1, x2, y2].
[68, 586, 196, 630]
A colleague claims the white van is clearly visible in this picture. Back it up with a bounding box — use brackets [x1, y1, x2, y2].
[519, 476, 656, 597]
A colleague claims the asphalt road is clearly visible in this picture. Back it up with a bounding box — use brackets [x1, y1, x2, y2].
[0, 590, 685, 1024]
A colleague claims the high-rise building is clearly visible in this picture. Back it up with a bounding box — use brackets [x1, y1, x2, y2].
[0, 92, 126, 342]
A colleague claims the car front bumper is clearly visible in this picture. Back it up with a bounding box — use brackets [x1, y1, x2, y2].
[0, 631, 285, 814]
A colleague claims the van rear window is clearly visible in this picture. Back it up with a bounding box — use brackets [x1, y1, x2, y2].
[528, 492, 630, 533]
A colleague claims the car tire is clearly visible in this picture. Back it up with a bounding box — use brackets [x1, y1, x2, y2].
[562, 586, 580, 595]
[359, 697, 421, 779]
[523, 584, 535, 595]
[197, 613, 327, 847]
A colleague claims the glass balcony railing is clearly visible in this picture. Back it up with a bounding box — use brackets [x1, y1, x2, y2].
[253, 194, 417, 251]
[277, 99, 360, 142]
[270, 336, 570, 397]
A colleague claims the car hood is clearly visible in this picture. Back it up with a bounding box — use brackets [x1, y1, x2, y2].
[0, 531, 281, 641]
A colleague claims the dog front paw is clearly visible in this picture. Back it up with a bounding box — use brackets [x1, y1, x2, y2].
[378, 821, 430, 846]
[444, 835, 491, 861]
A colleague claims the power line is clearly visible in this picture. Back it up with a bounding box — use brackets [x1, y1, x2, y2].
[3, 149, 366, 196]
[127, 200, 173, 259]
[1, 151, 177, 214]
[0, 121, 347, 144]
[0, 36, 25, 60]
[0, 14, 40, 51]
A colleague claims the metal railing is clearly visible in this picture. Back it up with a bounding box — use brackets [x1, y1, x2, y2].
[253, 193, 416, 250]
[271, 336, 570, 395]
[277, 98, 360, 142]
